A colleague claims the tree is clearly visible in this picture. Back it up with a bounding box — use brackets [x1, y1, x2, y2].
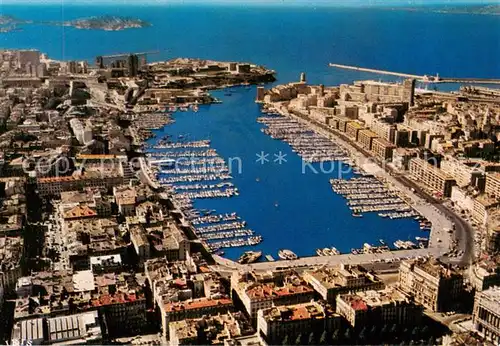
[295, 333, 303, 346]
[308, 332, 315, 345]
[380, 324, 389, 340]
[344, 328, 352, 343]
[411, 326, 420, 341]
[331, 329, 341, 345]
[402, 327, 410, 341]
[370, 325, 378, 342]
[282, 335, 289, 346]
[421, 325, 430, 338]
[319, 331, 328, 345]
[358, 326, 368, 343]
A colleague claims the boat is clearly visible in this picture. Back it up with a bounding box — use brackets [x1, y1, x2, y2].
[379, 239, 386, 245]
[351, 248, 359, 255]
[278, 249, 298, 260]
[323, 248, 333, 256]
[352, 212, 363, 218]
[393, 240, 405, 249]
[330, 247, 341, 255]
[238, 251, 262, 264]
[192, 104, 199, 112]
[316, 249, 324, 256]
[415, 237, 428, 242]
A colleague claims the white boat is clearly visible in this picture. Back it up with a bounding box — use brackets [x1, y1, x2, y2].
[393, 240, 405, 249]
[323, 248, 333, 256]
[316, 249, 324, 256]
[330, 247, 341, 255]
[278, 249, 298, 260]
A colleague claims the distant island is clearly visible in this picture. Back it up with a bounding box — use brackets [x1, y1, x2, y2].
[0, 15, 31, 33]
[392, 4, 500, 16]
[0, 15, 150, 33]
[60, 16, 151, 31]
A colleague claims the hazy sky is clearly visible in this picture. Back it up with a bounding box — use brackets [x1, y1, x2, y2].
[0, 0, 498, 5]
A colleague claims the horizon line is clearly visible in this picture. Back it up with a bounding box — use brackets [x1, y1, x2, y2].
[0, 0, 499, 7]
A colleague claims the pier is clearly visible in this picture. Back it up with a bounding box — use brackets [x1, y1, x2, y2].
[329, 63, 500, 85]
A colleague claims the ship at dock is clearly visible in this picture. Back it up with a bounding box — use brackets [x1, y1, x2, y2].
[278, 249, 298, 260]
[237, 251, 262, 264]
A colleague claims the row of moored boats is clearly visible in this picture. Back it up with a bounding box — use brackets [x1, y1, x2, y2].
[148, 136, 263, 253]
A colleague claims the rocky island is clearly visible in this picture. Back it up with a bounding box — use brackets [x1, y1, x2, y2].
[0, 15, 31, 33]
[393, 4, 500, 16]
[61, 16, 150, 31]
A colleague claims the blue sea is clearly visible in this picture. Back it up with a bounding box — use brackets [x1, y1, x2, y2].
[3, 4, 499, 259]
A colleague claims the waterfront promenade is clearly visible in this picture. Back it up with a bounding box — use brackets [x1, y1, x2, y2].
[211, 247, 440, 272]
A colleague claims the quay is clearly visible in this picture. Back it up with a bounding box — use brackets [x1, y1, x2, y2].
[329, 62, 500, 85]
[211, 247, 440, 272]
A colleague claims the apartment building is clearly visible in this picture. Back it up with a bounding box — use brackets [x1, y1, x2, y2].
[303, 265, 384, 305]
[357, 129, 378, 150]
[485, 173, 500, 199]
[345, 122, 365, 141]
[231, 271, 315, 319]
[409, 158, 456, 197]
[37, 167, 124, 197]
[399, 258, 464, 312]
[473, 287, 500, 344]
[336, 287, 423, 329]
[371, 137, 396, 162]
[257, 302, 342, 345]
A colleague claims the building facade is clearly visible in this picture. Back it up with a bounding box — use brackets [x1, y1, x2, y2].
[399, 259, 464, 312]
[473, 287, 500, 344]
[409, 158, 456, 197]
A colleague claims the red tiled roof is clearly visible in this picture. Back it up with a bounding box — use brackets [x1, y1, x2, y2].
[247, 283, 313, 300]
[63, 205, 98, 220]
[164, 298, 232, 313]
[350, 299, 368, 311]
[91, 292, 144, 307]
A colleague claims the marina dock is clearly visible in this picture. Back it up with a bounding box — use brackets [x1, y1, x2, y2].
[258, 115, 348, 162]
[265, 255, 275, 262]
[330, 176, 420, 219]
[147, 137, 263, 253]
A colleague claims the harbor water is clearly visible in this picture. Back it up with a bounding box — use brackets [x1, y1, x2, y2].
[148, 88, 421, 260]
